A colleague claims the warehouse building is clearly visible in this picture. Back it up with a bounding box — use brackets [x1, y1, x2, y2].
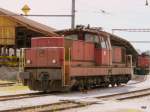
[0, 8, 57, 66]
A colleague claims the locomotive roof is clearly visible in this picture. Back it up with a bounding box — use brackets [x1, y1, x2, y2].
[56, 27, 139, 58]
[107, 31, 139, 57]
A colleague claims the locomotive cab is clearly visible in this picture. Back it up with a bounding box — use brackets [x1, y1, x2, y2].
[64, 30, 112, 66]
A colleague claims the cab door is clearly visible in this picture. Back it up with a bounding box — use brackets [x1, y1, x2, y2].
[95, 36, 112, 66]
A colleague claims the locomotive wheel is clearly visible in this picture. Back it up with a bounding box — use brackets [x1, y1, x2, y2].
[71, 74, 132, 91]
[111, 83, 115, 87]
[79, 85, 85, 92]
[116, 82, 121, 87]
[104, 83, 109, 88]
[78, 79, 84, 91]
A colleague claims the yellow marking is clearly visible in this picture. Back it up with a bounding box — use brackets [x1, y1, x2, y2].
[22, 4, 31, 15]
[0, 56, 18, 58]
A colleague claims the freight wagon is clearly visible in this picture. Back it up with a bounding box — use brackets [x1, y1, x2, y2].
[19, 26, 149, 92]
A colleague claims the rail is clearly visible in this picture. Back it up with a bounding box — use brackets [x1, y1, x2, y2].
[0, 92, 47, 102]
[0, 100, 94, 112]
[96, 88, 150, 101]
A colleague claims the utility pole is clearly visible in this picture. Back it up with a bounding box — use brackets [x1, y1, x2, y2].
[146, 0, 149, 6]
[71, 0, 76, 29]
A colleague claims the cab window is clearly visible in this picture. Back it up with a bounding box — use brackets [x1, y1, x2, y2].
[64, 34, 78, 40]
[105, 38, 110, 48]
[85, 33, 99, 43]
[100, 37, 107, 48]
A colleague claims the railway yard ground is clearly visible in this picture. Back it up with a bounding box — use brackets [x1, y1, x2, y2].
[0, 75, 149, 112]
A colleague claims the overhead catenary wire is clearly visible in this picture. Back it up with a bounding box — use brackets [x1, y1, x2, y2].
[112, 28, 150, 32]
[0, 14, 72, 17]
[130, 41, 150, 43]
[112, 29, 150, 43]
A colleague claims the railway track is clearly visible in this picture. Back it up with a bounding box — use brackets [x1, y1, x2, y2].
[0, 100, 95, 112]
[96, 88, 150, 101]
[0, 80, 142, 102]
[1, 88, 150, 112]
[0, 92, 49, 101]
[0, 76, 146, 102]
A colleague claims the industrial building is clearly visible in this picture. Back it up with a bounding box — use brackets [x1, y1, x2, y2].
[0, 8, 57, 66]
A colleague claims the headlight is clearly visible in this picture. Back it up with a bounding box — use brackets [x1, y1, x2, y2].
[52, 59, 56, 64]
[26, 59, 31, 64]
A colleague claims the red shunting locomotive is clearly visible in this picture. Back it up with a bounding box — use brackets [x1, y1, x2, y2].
[135, 53, 150, 75]
[19, 26, 149, 92]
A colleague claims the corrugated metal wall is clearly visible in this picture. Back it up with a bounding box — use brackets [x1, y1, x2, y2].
[0, 17, 16, 45]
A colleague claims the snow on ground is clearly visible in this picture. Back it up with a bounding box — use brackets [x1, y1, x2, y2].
[0, 95, 61, 111]
[0, 75, 149, 111]
[61, 75, 150, 112]
[62, 99, 150, 112]
[61, 91, 150, 112]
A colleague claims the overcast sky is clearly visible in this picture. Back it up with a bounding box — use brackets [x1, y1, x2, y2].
[0, 0, 150, 51]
